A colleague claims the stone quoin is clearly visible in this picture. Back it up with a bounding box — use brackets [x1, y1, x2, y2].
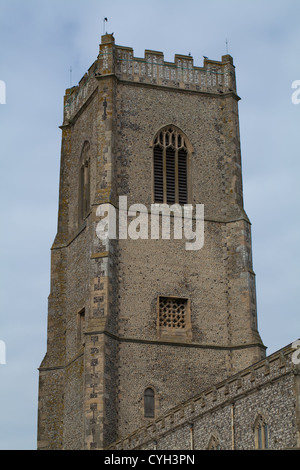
[37, 33, 300, 451]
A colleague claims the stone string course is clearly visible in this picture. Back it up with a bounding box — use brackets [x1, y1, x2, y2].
[38, 33, 298, 451]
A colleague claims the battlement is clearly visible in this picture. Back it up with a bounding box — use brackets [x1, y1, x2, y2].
[100, 34, 236, 93]
[63, 34, 237, 123]
[107, 342, 299, 450]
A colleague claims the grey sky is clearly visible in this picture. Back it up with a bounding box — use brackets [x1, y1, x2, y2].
[0, 0, 299, 450]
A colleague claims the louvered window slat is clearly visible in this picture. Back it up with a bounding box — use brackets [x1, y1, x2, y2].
[166, 147, 176, 203]
[154, 146, 164, 202]
[153, 128, 189, 204]
[178, 148, 187, 204]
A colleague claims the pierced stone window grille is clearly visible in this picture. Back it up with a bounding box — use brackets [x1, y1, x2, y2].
[158, 296, 188, 330]
[153, 127, 190, 205]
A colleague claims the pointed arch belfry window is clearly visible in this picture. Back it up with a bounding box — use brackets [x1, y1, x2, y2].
[79, 141, 90, 223]
[152, 126, 192, 204]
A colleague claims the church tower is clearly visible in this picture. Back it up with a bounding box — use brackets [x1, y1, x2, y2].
[37, 33, 265, 450]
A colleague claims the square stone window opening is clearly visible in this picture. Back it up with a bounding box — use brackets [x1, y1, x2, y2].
[157, 296, 192, 340]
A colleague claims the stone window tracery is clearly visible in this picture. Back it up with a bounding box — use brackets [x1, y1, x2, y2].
[157, 296, 192, 340]
[207, 434, 221, 450]
[153, 126, 191, 205]
[158, 297, 187, 329]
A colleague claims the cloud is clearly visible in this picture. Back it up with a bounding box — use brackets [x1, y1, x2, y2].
[0, 0, 299, 450]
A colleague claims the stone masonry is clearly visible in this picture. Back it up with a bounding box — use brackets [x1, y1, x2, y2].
[37, 33, 268, 450]
[108, 343, 300, 450]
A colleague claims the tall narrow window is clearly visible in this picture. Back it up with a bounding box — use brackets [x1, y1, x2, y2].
[153, 127, 190, 204]
[77, 308, 85, 346]
[144, 388, 155, 418]
[254, 415, 269, 449]
[79, 141, 90, 223]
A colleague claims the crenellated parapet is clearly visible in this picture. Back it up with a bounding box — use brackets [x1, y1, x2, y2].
[107, 342, 299, 450]
[63, 33, 237, 125]
[98, 33, 236, 92]
[62, 60, 99, 124]
[113, 46, 236, 93]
